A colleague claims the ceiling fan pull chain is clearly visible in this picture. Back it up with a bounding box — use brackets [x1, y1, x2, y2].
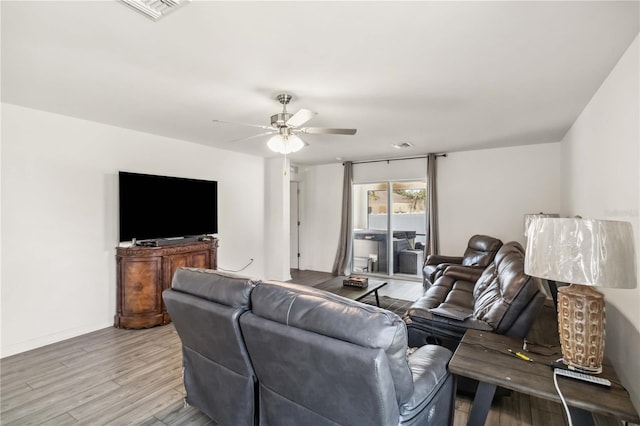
[284, 150, 288, 176]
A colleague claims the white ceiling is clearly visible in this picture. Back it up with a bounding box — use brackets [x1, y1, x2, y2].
[2, 1, 639, 165]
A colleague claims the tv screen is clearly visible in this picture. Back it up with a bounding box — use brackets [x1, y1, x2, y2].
[119, 172, 218, 242]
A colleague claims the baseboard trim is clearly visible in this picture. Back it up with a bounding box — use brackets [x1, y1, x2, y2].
[1, 320, 113, 358]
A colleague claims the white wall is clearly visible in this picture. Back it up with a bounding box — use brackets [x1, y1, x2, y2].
[438, 143, 563, 253]
[1, 103, 266, 357]
[561, 35, 640, 410]
[353, 158, 427, 184]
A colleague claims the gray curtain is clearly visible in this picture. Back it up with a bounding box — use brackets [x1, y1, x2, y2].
[332, 161, 353, 276]
[424, 154, 439, 257]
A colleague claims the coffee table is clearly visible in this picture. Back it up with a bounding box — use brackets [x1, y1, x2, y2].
[449, 329, 640, 426]
[314, 276, 388, 306]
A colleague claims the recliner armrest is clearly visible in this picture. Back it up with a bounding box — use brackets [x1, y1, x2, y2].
[401, 345, 453, 416]
[441, 265, 484, 282]
[424, 255, 463, 266]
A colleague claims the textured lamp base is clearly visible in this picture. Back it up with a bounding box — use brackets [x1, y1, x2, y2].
[557, 284, 605, 374]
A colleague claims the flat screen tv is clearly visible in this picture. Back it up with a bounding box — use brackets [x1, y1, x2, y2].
[119, 171, 218, 242]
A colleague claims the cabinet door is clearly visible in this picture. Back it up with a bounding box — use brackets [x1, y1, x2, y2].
[164, 254, 190, 289]
[190, 250, 210, 269]
[120, 257, 162, 315]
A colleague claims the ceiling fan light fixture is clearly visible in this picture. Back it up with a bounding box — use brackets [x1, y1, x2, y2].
[267, 134, 305, 154]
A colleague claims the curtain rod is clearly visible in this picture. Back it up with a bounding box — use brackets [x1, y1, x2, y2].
[345, 153, 447, 166]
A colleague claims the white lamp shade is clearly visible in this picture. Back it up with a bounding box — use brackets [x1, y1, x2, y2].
[525, 218, 637, 289]
[267, 134, 305, 154]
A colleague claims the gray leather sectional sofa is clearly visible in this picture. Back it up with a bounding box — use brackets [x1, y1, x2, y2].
[164, 268, 456, 426]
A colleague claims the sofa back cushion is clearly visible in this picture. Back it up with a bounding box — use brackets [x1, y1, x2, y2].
[245, 281, 413, 406]
[171, 267, 255, 307]
[462, 235, 503, 267]
[472, 242, 543, 333]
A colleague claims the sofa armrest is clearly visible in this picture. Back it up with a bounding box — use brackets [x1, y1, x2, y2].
[434, 262, 457, 273]
[401, 345, 453, 416]
[441, 265, 484, 282]
[424, 255, 464, 266]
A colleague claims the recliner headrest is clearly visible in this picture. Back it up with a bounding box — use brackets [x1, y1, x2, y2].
[171, 268, 258, 308]
[462, 235, 503, 267]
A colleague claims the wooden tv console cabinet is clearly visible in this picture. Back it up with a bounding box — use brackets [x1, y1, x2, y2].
[115, 239, 218, 329]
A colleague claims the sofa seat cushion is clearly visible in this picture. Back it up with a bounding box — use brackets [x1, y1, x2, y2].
[444, 282, 475, 308]
[414, 275, 476, 310]
[408, 272, 495, 330]
[415, 276, 470, 308]
[401, 345, 453, 417]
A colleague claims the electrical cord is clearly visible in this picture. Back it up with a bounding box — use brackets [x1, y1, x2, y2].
[218, 258, 254, 273]
[553, 369, 573, 426]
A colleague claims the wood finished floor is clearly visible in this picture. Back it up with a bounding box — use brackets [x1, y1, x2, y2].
[0, 270, 620, 425]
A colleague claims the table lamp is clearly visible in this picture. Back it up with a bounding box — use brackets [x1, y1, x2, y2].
[524, 218, 637, 374]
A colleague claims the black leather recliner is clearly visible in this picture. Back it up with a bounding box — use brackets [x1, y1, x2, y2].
[163, 268, 260, 426]
[408, 242, 546, 353]
[239, 281, 456, 426]
[422, 235, 503, 288]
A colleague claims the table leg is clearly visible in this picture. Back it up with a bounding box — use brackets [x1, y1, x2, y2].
[374, 290, 380, 307]
[466, 381, 496, 426]
[568, 407, 595, 426]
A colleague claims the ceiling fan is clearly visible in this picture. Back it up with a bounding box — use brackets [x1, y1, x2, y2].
[212, 93, 357, 154]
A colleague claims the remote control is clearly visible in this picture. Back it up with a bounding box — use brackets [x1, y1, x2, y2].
[554, 368, 611, 387]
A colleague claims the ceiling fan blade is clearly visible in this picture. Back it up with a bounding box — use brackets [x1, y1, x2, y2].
[300, 127, 357, 135]
[286, 108, 317, 128]
[230, 131, 276, 143]
[213, 119, 275, 131]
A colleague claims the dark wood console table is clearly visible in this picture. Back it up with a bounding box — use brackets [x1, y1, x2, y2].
[115, 239, 218, 329]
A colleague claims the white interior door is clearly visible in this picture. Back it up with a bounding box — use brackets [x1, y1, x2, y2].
[290, 181, 300, 269]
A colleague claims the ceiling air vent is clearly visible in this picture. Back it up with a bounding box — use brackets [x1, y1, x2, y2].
[391, 142, 414, 149]
[121, 0, 191, 21]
